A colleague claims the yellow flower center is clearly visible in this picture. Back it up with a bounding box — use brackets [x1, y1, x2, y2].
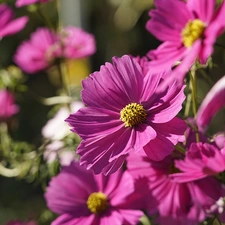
[120, 103, 147, 127]
[87, 192, 108, 214]
[181, 19, 205, 47]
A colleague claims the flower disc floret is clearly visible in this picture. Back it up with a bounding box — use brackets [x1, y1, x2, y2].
[87, 192, 108, 214]
[120, 103, 147, 127]
[181, 19, 205, 47]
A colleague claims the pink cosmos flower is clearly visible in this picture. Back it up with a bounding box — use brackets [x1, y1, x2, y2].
[14, 26, 96, 74]
[127, 150, 225, 225]
[60, 26, 96, 59]
[0, 4, 28, 38]
[16, 0, 51, 7]
[195, 75, 225, 132]
[65, 55, 186, 175]
[14, 27, 60, 74]
[146, 0, 225, 80]
[171, 142, 225, 183]
[5, 221, 37, 225]
[45, 161, 144, 225]
[0, 89, 19, 122]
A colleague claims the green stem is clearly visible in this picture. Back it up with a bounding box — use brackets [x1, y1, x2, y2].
[190, 70, 198, 116]
[0, 163, 20, 177]
[56, 60, 70, 97]
[217, 217, 222, 225]
[56, 0, 62, 29]
[175, 143, 186, 154]
[36, 4, 55, 30]
[184, 85, 192, 118]
[190, 67, 200, 142]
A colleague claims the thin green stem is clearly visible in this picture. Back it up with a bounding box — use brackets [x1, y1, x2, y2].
[190, 67, 200, 142]
[190, 70, 198, 116]
[184, 85, 192, 118]
[175, 143, 186, 154]
[0, 163, 20, 177]
[36, 4, 55, 30]
[56, 0, 62, 29]
[56, 60, 70, 97]
[217, 217, 222, 225]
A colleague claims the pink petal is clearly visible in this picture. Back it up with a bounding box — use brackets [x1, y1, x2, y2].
[81, 55, 144, 111]
[186, 0, 215, 23]
[109, 172, 134, 206]
[143, 132, 175, 161]
[147, 42, 187, 73]
[195, 76, 225, 132]
[0, 16, 28, 38]
[52, 214, 95, 225]
[147, 0, 192, 42]
[66, 107, 121, 139]
[118, 209, 143, 225]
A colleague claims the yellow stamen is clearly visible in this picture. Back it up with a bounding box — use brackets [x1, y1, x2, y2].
[87, 192, 108, 214]
[120, 103, 147, 127]
[181, 19, 205, 47]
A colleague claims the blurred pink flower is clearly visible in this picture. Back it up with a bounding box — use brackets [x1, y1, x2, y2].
[195, 75, 225, 132]
[146, 0, 225, 81]
[60, 26, 96, 59]
[171, 142, 225, 182]
[14, 27, 60, 74]
[66, 55, 186, 175]
[45, 161, 144, 225]
[0, 3, 28, 38]
[14, 26, 96, 74]
[127, 151, 225, 225]
[0, 89, 19, 122]
[16, 0, 51, 7]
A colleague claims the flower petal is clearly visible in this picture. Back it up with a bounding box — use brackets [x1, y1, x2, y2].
[187, 0, 215, 23]
[195, 76, 225, 132]
[81, 55, 144, 110]
[52, 214, 96, 225]
[0, 16, 28, 38]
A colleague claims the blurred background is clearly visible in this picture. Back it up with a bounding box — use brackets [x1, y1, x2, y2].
[0, 0, 224, 224]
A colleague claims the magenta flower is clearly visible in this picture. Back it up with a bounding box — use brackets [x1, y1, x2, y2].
[0, 89, 19, 122]
[65, 55, 186, 175]
[127, 151, 225, 225]
[146, 0, 225, 79]
[0, 4, 28, 38]
[14, 26, 96, 74]
[45, 161, 144, 225]
[60, 26, 96, 59]
[195, 75, 225, 132]
[16, 0, 51, 7]
[14, 27, 60, 74]
[171, 142, 225, 183]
